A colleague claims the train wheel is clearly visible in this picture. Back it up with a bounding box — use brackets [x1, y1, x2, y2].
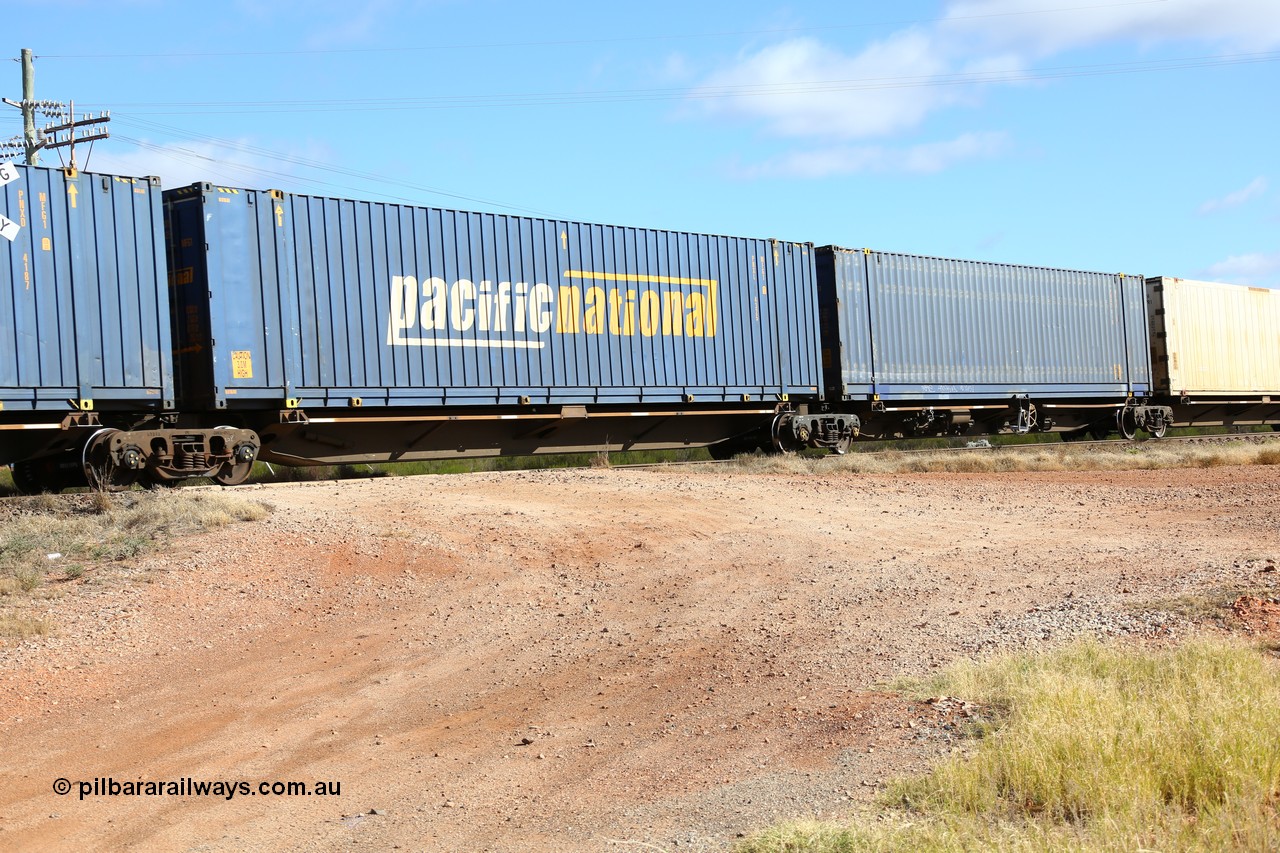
[10, 461, 42, 495]
[212, 435, 258, 486]
[1089, 423, 1111, 440]
[213, 458, 254, 486]
[81, 429, 140, 492]
[1117, 408, 1138, 441]
[1150, 420, 1168, 439]
[770, 414, 792, 454]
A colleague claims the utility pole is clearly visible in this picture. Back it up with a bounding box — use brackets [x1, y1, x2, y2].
[41, 100, 111, 171]
[20, 48, 37, 165]
[2, 50, 110, 169]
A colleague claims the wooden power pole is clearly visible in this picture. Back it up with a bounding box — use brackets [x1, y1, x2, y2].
[20, 48, 37, 165]
[2, 50, 109, 168]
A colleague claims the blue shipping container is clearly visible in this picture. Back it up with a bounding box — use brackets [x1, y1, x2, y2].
[818, 247, 1151, 402]
[164, 184, 822, 409]
[0, 164, 172, 413]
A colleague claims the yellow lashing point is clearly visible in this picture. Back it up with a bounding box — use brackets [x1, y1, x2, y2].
[78, 399, 94, 411]
[349, 397, 363, 408]
[285, 398, 300, 409]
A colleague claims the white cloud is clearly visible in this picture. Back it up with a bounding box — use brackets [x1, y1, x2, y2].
[900, 132, 1011, 173]
[302, 0, 400, 50]
[1204, 251, 1280, 284]
[230, 0, 396, 43]
[689, 0, 1280, 169]
[738, 132, 1010, 178]
[942, 0, 1280, 56]
[696, 33, 963, 141]
[1197, 176, 1268, 214]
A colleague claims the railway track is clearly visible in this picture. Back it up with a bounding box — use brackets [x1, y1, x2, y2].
[3, 431, 1274, 493]
[612, 430, 1280, 469]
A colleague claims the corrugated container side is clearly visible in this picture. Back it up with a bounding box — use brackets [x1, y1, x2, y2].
[0, 164, 172, 412]
[164, 185, 295, 408]
[815, 248, 873, 399]
[164, 185, 822, 408]
[1147, 276, 1280, 395]
[1120, 274, 1153, 394]
[819, 247, 1145, 401]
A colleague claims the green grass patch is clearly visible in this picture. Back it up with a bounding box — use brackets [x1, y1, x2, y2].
[738, 638, 1280, 852]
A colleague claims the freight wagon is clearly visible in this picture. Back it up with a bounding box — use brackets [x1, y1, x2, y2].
[1146, 276, 1280, 429]
[0, 164, 258, 492]
[3, 163, 1277, 494]
[812, 247, 1171, 441]
[163, 181, 838, 477]
[1, 165, 838, 492]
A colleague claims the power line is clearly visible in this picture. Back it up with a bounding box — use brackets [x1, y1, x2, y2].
[109, 130, 561, 217]
[34, 0, 1172, 59]
[79, 49, 1279, 117]
[99, 40, 1269, 215]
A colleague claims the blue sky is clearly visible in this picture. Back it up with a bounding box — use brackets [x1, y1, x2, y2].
[7, 0, 1279, 285]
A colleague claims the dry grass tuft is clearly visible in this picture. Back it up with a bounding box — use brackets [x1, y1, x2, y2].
[88, 490, 115, 515]
[724, 441, 1280, 477]
[0, 614, 50, 639]
[737, 637, 1280, 852]
[0, 490, 270, 630]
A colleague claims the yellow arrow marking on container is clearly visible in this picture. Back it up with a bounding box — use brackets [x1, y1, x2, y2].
[276, 204, 284, 228]
[67, 184, 78, 208]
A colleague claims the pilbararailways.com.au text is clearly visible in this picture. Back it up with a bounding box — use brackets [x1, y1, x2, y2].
[53, 777, 341, 801]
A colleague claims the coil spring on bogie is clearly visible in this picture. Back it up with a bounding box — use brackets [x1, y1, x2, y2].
[172, 444, 209, 470]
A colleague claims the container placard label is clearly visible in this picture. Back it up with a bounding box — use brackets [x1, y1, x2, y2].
[231, 350, 254, 379]
[0, 162, 18, 187]
[0, 213, 19, 242]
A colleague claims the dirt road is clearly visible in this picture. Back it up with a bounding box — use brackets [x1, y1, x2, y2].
[2, 464, 1277, 851]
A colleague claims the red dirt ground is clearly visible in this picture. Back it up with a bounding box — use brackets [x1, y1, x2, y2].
[2, 464, 1277, 851]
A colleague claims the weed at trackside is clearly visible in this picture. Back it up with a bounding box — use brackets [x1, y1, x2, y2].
[725, 441, 1280, 476]
[737, 637, 1280, 852]
[0, 490, 269, 640]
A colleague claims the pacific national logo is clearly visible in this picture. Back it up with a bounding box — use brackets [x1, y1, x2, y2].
[387, 271, 718, 349]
